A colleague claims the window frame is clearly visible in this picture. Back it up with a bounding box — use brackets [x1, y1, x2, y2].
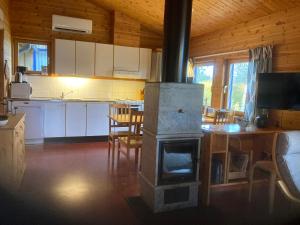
[224, 59, 249, 112]
[193, 62, 215, 107]
[13, 38, 51, 75]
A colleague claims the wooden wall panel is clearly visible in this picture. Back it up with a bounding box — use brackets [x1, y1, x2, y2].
[113, 11, 140, 47]
[10, 0, 113, 44]
[87, 0, 300, 37]
[140, 26, 163, 49]
[0, 0, 11, 114]
[190, 7, 300, 129]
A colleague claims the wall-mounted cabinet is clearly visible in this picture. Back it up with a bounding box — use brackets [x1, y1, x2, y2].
[55, 39, 76, 75]
[54, 39, 152, 80]
[76, 41, 95, 76]
[95, 43, 114, 77]
[139, 48, 152, 80]
[114, 45, 140, 72]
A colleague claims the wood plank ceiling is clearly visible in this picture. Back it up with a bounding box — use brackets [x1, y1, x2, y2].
[88, 0, 300, 37]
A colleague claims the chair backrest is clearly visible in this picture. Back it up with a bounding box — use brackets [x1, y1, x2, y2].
[109, 104, 130, 131]
[273, 131, 300, 200]
[205, 107, 216, 118]
[128, 110, 144, 140]
[214, 109, 231, 125]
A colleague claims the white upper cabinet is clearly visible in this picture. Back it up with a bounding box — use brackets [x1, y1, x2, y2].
[114, 45, 139, 72]
[76, 41, 95, 76]
[139, 48, 152, 80]
[95, 43, 114, 77]
[66, 103, 87, 137]
[86, 103, 109, 136]
[44, 102, 66, 138]
[55, 39, 76, 75]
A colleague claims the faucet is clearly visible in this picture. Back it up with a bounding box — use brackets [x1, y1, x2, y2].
[60, 90, 74, 99]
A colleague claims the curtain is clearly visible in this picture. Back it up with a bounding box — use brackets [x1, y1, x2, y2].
[244, 45, 273, 122]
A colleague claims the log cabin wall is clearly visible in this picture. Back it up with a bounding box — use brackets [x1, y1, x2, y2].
[112, 11, 140, 47]
[0, 0, 11, 114]
[10, 0, 162, 47]
[190, 7, 300, 129]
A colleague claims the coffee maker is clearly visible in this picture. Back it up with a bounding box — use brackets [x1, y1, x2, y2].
[15, 66, 27, 83]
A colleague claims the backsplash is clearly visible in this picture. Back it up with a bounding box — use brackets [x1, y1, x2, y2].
[26, 76, 145, 100]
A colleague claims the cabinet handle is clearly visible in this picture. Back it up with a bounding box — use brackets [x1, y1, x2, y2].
[23, 102, 29, 105]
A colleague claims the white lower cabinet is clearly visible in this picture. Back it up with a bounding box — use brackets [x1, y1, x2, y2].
[66, 103, 87, 137]
[44, 103, 66, 138]
[12, 101, 44, 144]
[86, 103, 109, 136]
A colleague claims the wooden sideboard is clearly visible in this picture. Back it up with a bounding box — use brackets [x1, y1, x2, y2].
[0, 113, 26, 190]
[200, 124, 281, 206]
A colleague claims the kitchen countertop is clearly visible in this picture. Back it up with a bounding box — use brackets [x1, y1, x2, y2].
[7, 97, 144, 103]
[0, 113, 25, 130]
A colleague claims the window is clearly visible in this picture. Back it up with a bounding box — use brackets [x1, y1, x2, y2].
[15, 40, 49, 74]
[194, 64, 214, 106]
[227, 62, 249, 112]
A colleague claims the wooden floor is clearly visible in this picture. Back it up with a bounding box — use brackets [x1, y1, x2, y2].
[0, 142, 299, 225]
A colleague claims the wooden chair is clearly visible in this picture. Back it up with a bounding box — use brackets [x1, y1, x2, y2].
[117, 110, 144, 167]
[108, 104, 130, 159]
[214, 109, 231, 124]
[273, 132, 300, 204]
[248, 133, 278, 214]
[227, 136, 254, 182]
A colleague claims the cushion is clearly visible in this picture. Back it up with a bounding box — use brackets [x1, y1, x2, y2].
[275, 131, 300, 199]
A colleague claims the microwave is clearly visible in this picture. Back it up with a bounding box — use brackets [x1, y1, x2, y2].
[10, 83, 32, 99]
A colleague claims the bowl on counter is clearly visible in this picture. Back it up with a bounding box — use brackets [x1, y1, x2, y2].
[0, 115, 8, 126]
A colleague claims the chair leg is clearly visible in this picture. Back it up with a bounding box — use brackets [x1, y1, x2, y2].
[112, 138, 116, 164]
[269, 172, 277, 214]
[117, 141, 121, 163]
[135, 148, 139, 165]
[248, 164, 256, 203]
[108, 138, 111, 156]
[126, 146, 130, 162]
[226, 151, 231, 183]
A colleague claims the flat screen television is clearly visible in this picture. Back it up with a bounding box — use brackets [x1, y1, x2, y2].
[257, 73, 300, 110]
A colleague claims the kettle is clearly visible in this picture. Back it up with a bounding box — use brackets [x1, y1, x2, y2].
[15, 72, 23, 83]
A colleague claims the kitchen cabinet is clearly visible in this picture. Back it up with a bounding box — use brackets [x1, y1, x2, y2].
[95, 43, 114, 77]
[55, 39, 76, 75]
[86, 103, 109, 136]
[114, 45, 139, 72]
[12, 101, 44, 144]
[44, 103, 66, 138]
[0, 114, 25, 190]
[66, 102, 87, 137]
[139, 48, 152, 79]
[76, 41, 95, 76]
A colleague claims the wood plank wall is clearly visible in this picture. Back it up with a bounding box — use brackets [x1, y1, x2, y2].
[10, 0, 162, 48]
[113, 11, 140, 47]
[190, 7, 300, 129]
[0, 0, 11, 114]
[10, 0, 113, 43]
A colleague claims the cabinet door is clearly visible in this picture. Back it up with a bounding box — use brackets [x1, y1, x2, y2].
[95, 43, 113, 77]
[15, 106, 44, 140]
[114, 45, 139, 72]
[44, 103, 66, 138]
[86, 103, 109, 136]
[139, 48, 152, 79]
[55, 39, 76, 75]
[66, 103, 87, 137]
[76, 41, 95, 76]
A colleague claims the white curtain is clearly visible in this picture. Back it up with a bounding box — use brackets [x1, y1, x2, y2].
[244, 46, 273, 122]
